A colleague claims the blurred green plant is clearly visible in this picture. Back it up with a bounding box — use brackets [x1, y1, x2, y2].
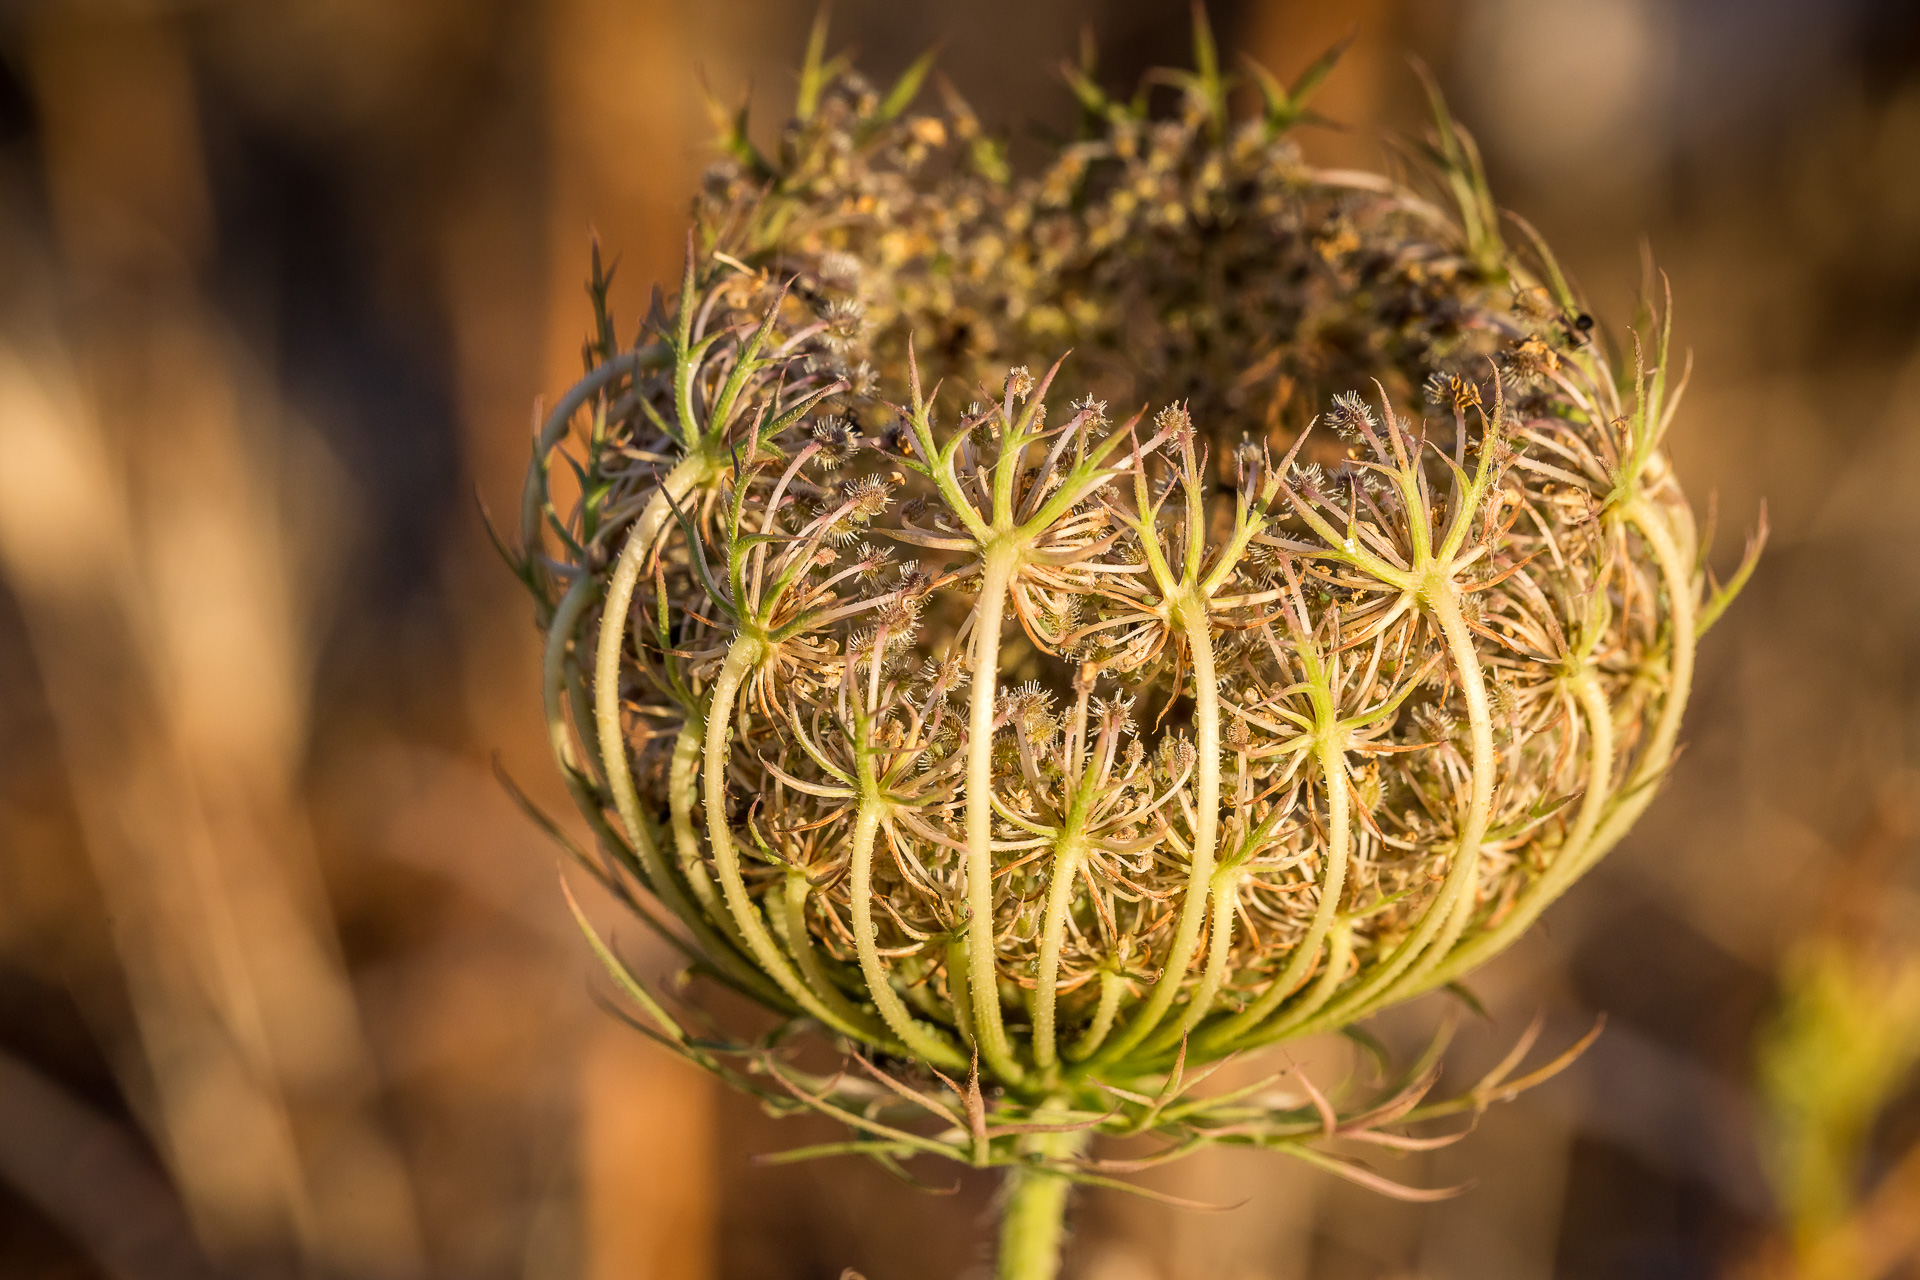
[1757, 943, 1920, 1278]
[1749, 804, 1920, 1280]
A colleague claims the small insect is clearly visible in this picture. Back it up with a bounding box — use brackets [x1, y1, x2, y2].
[1559, 309, 1597, 345]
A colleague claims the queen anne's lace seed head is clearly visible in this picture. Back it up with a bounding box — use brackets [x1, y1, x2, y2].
[519, 22, 1762, 1237]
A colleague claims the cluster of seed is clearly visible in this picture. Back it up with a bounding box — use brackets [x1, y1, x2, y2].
[697, 67, 1573, 457]
[535, 67, 1704, 1084]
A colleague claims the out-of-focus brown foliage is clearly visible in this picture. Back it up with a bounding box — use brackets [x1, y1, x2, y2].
[0, 2, 1915, 1279]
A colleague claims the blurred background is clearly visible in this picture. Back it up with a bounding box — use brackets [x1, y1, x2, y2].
[1, 1, 1918, 1277]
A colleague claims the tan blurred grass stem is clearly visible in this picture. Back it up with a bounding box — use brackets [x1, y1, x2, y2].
[0, 8, 425, 1273]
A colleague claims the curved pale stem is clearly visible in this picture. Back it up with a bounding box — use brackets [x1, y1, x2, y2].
[1222, 921, 1357, 1053]
[945, 934, 976, 1051]
[544, 572, 660, 887]
[544, 574, 600, 776]
[1067, 970, 1125, 1061]
[1557, 671, 1618, 876]
[668, 719, 730, 925]
[1289, 582, 1495, 1033]
[1624, 498, 1697, 790]
[1387, 584, 1499, 992]
[1287, 924, 1354, 1031]
[545, 575, 604, 786]
[1199, 723, 1350, 1052]
[522, 351, 645, 553]
[1421, 497, 1696, 996]
[1161, 869, 1239, 1049]
[592, 453, 719, 860]
[702, 639, 895, 1044]
[1414, 496, 1701, 992]
[1095, 602, 1222, 1062]
[1031, 841, 1087, 1071]
[781, 870, 859, 1013]
[1417, 666, 1614, 991]
[591, 487, 781, 1004]
[849, 802, 968, 1068]
[964, 543, 1026, 1083]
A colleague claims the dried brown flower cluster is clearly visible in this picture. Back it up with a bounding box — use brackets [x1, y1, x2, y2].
[702, 37, 1527, 457]
[512, 21, 1760, 1275]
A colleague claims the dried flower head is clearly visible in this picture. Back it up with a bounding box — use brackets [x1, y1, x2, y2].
[514, 17, 1764, 1278]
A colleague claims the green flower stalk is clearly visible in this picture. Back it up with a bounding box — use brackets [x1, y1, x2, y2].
[509, 17, 1763, 1279]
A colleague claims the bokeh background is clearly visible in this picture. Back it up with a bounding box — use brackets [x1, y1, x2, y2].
[2, 1, 1918, 1277]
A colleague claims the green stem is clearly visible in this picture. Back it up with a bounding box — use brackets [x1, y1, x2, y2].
[590, 478, 783, 1005]
[1199, 690, 1349, 1052]
[522, 351, 645, 554]
[1288, 580, 1494, 1034]
[543, 572, 659, 887]
[703, 639, 895, 1044]
[544, 575, 602, 785]
[964, 543, 1025, 1083]
[848, 801, 968, 1068]
[1416, 666, 1614, 992]
[781, 870, 858, 1011]
[1167, 869, 1239, 1046]
[1031, 675, 1096, 1075]
[1624, 498, 1697, 790]
[594, 455, 718, 858]
[1067, 970, 1124, 1061]
[995, 1121, 1089, 1280]
[1031, 840, 1086, 1070]
[1388, 580, 1498, 991]
[1418, 499, 1695, 996]
[1557, 671, 1618, 876]
[668, 717, 732, 926]
[1098, 597, 1222, 1061]
[945, 934, 976, 1049]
